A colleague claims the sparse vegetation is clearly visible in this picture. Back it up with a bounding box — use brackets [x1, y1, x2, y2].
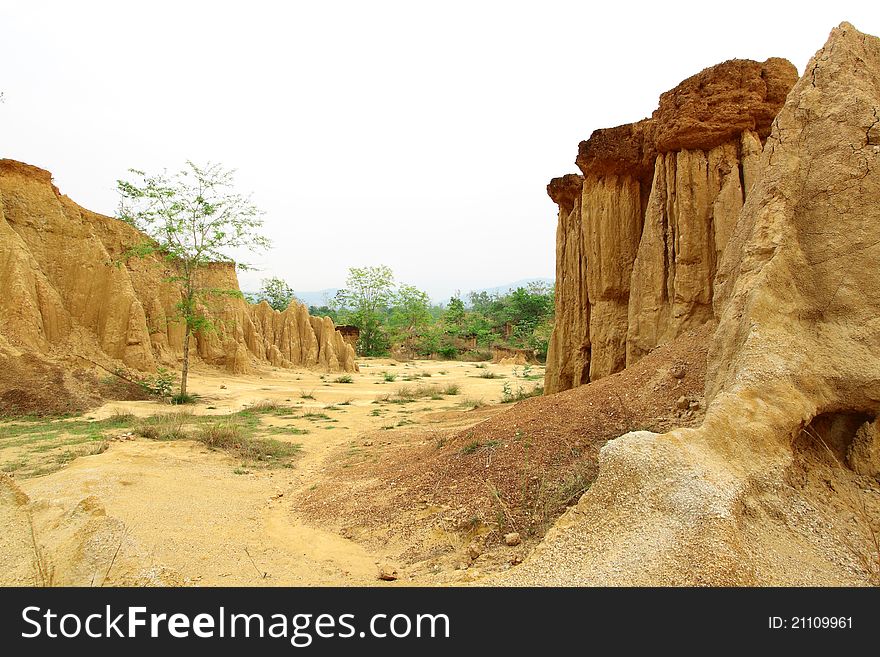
[334, 375, 354, 384]
[171, 392, 199, 405]
[302, 412, 331, 421]
[460, 440, 483, 455]
[501, 381, 544, 403]
[196, 421, 301, 464]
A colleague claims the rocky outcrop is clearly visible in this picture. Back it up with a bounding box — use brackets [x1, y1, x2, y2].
[546, 58, 798, 393]
[509, 22, 880, 585]
[545, 174, 589, 391]
[0, 160, 356, 411]
[490, 345, 537, 365]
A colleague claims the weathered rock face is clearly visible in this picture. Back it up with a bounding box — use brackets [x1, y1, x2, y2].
[506, 22, 880, 585]
[545, 174, 589, 390]
[0, 160, 356, 409]
[545, 57, 798, 393]
[706, 21, 880, 415]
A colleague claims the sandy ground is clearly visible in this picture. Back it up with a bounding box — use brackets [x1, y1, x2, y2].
[5, 358, 540, 586]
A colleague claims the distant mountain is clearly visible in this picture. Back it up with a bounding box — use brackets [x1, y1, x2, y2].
[465, 278, 554, 298]
[292, 288, 340, 307]
[431, 278, 554, 305]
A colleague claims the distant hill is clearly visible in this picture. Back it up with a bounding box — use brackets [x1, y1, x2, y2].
[464, 278, 554, 299]
[291, 288, 340, 307]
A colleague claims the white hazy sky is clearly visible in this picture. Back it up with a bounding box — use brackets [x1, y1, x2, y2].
[2, 2, 878, 299]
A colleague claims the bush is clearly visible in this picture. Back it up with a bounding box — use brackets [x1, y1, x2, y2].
[334, 375, 354, 384]
[171, 392, 199, 405]
[437, 344, 458, 359]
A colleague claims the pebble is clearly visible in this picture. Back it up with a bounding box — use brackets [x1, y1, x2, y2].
[378, 564, 399, 581]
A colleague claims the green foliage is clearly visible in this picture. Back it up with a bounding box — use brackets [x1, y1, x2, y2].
[308, 304, 340, 323]
[445, 295, 466, 327]
[460, 440, 482, 455]
[437, 344, 458, 359]
[329, 263, 554, 362]
[253, 276, 297, 311]
[117, 161, 269, 396]
[333, 265, 395, 356]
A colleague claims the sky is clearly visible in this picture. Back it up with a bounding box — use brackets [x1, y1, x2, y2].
[1, 1, 878, 299]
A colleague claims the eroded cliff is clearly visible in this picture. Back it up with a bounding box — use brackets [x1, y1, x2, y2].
[504, 22, 880, 585]
[0, 160, 356, 413]
[546, 57, 798, 393]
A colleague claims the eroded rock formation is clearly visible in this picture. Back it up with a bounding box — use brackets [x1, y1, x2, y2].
[0, 160, 356, 412]
[509, 22, 880, 585]
[546, 57, 798, 393]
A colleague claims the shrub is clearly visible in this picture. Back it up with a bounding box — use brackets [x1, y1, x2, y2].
[437, 344, 458, 359]
[171, 392, 199, 405]
[460, 440, 482, 455]
[137, 367, 175, 398]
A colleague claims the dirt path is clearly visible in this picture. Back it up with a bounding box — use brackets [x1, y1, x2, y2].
[7, 358, 540, 585]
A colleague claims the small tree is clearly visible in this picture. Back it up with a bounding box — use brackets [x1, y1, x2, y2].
[390, 284, 432, 334]
[334, 265, 395, 356]
[444, 294, 466, 331]
[117, 161, 269, 399]
[256, 276, 297, 311]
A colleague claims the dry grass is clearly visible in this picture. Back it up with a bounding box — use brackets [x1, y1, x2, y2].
[195, 422, 302, 465]
[131, 407, 303, 469]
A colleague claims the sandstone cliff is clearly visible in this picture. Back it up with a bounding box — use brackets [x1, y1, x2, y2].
[545, 57, 798, 393]
[505, 22, 880, 585]
[0, 160, 356, 413]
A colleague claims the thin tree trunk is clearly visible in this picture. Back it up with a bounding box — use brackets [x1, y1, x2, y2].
[181, 322, 191, 398]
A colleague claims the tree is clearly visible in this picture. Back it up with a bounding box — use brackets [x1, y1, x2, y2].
[333, 265, 395, 356]
[390, 284, 432, 334]
[117, 161, 269, 399]
[308, 304, 340, 323]
[256, 276, 297, 311]
[444, 294, 466, 331]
